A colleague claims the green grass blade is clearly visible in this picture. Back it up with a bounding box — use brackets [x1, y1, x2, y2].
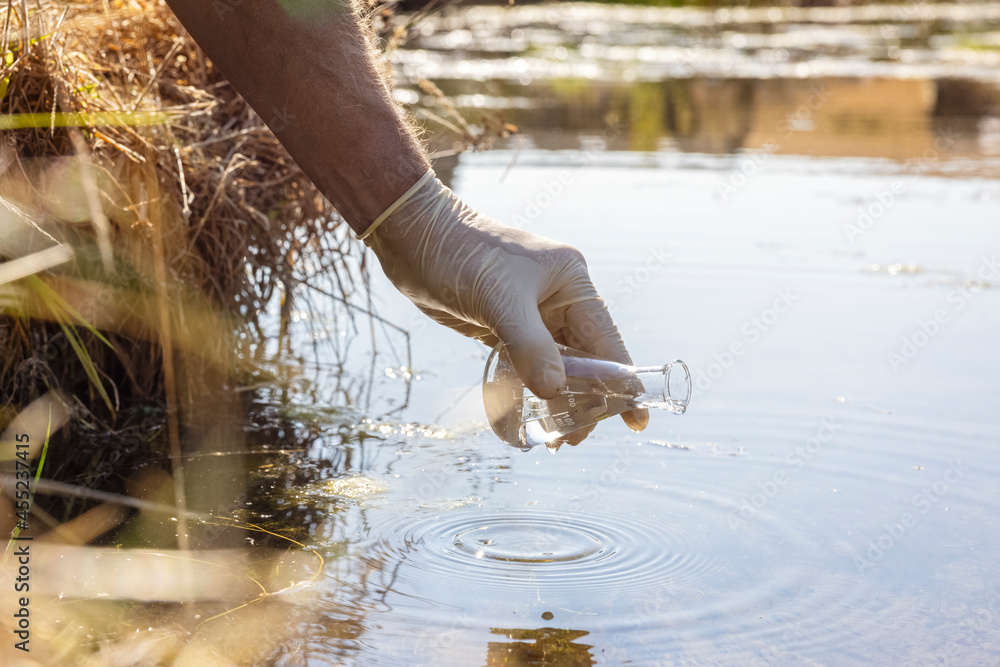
[33, 405, 53, 494]
[27, 277, 115, 413]
[56, 318, 115, 413]
[27, 276, 113, 347]
[0, 110, 172, 130]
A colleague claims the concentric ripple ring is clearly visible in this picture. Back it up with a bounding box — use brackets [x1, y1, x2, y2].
[364, 507, 730, 594]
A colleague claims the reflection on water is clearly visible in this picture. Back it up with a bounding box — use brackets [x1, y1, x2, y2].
[424, 76, 999, 164]
[396, 3, 1000, 85]
[486, 628, 593, 667]
[395, 2, 1000, 174]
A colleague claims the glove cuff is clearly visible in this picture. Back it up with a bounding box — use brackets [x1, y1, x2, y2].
[357, 168, 436, 241]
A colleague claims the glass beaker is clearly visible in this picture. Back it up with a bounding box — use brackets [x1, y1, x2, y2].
[483, 343, 691, 451]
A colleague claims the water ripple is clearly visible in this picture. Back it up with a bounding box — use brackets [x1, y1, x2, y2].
[364, 506, 733, 596]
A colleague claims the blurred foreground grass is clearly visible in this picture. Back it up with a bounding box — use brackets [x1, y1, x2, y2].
[0, 0, 515, 657]
[0, 0, 395, 662]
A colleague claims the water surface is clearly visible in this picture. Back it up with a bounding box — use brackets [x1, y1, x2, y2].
[256, 4, 1000, 664]
[270, 148, 998, 665]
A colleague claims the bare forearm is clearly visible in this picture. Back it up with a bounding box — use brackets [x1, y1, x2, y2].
[165, 0, 428, 233]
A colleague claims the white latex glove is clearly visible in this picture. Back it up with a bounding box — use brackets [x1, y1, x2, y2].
[361, 170, 649, 441]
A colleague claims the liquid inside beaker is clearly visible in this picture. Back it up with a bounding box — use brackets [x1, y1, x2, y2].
[483, 345, 690, 451]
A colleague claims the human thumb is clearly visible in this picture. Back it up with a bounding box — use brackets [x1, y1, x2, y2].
[494, 305, 565, 400]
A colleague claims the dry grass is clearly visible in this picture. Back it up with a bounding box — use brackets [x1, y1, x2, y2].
[0, 0, 382, 662]
[0, 0, 519, 661]
[0, 0, 368, 417]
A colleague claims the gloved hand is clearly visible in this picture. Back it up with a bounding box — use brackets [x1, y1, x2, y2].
[361, 170, 649, 444]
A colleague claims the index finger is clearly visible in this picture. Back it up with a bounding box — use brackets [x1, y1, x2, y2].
[562, 298, 649, 433]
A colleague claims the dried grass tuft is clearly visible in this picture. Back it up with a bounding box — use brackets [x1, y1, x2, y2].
[0, 0, 366, 418]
